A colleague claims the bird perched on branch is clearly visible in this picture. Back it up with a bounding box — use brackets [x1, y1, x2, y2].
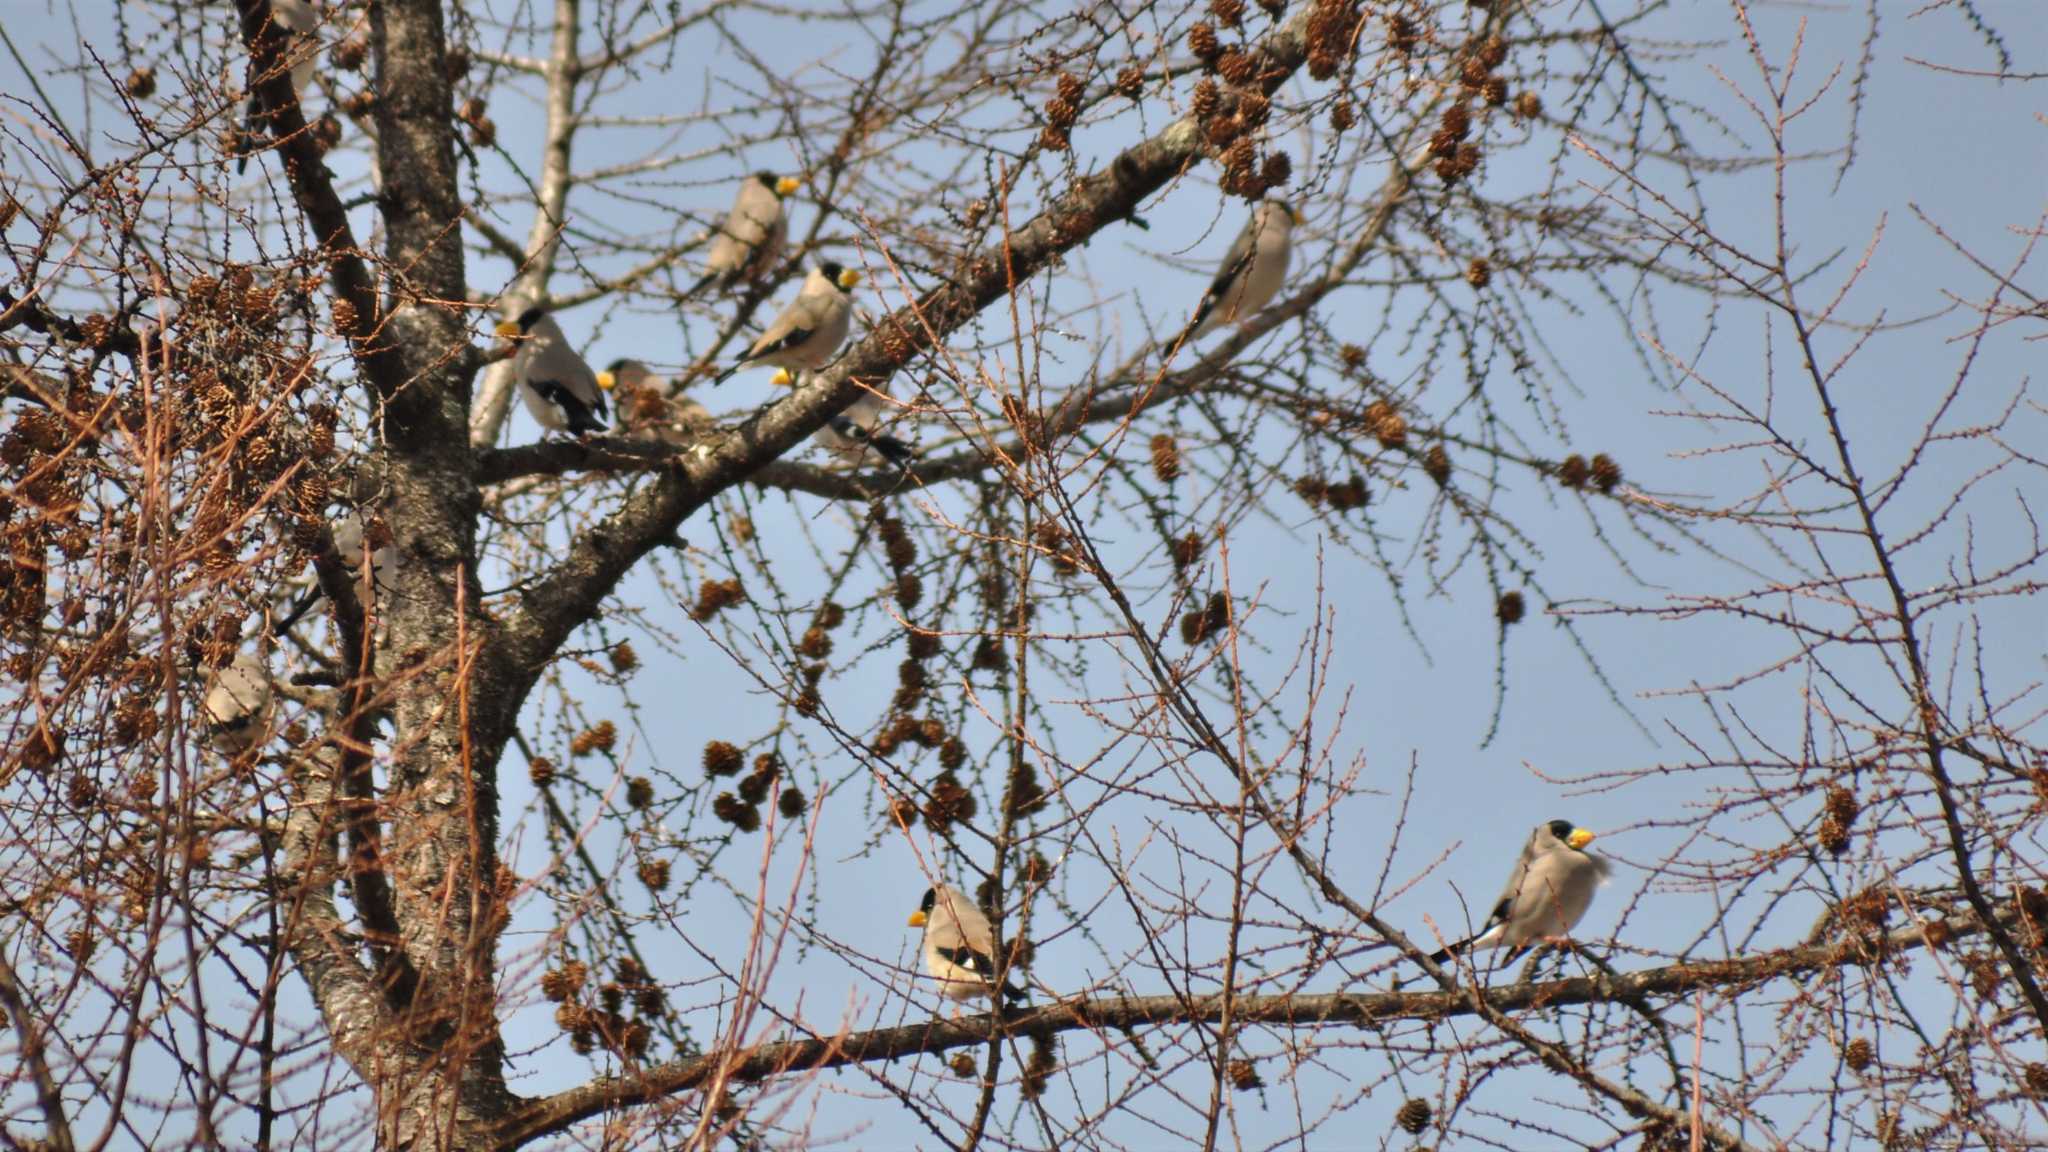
[771, 369, 913, 467]
[716, 262, 860, 384]
[496, 306, 610, 436]
[598, 358, 712, 445]
[202, 651, 275, 756]
[692, 172, 802, 294]
[273, 510, 394, 636]
[1427, 819, 1609, 966]
[238, 0, 320, 173]
[1180, 199, 1299, 344]
[909, 884, 1027, 1006]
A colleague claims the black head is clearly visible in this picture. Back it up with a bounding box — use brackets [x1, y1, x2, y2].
[754, 170, 780, 190]
[820, 260, 846, 283]
[602, 357, 631, 376]
[1547, 819, 1576, 842]
[513, 305, 547, 332]
[919, 886, 937, 915]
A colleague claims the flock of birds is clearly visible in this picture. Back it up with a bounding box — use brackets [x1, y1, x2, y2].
[241, 4, 1303, 465]
[225, 3, 1614, 1008]
[489, 172, 1299, 469]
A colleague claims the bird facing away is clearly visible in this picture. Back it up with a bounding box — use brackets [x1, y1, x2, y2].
[1182, 199, 1299, 343]
[771, 369, 913, 467]
[274, 509, 394, 635]
[719, 262, 861, 383]
[329, 509, 394, 580]
[496, 306, 609, 436]
[239, 0, 321, 172]
[598, 358, 713, 446]
[908, 884, 1027, 1005]
[1428, 819, 1609, 965]
[698, 172, 801, 291]
[202, 652, 274, 755]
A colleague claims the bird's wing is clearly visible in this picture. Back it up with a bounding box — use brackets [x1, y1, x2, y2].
[745, 315, 814, 361]
[931, 943, 1025, 1001]
[529, 341, 605, 412]
[1206, 217, 1262, 299]
[930, 893, 1025, 1000]
[747, 288, 836, 360]
[933, 942, 1000, 978]
[1182, 214, 1265, 337]
[1486, 832, 1545, 926]
[826, 418, 914, 466]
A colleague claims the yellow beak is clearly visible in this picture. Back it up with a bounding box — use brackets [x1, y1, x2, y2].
[1567, 828, 1596, 850]
[836, 267, 863, 290]
[775, 176, 802, 196]
[595, 371, 616, 391]
[493, 320, 523, 339]
[907, 910, 928, 928]
[770, 367, 795, 388]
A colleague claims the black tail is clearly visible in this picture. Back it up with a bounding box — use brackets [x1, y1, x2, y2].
[272, 584, 324, 637]
[870, 433, 915, 467]
[1426, 937, 1473, 966]
[828, 417, 915, 469]
[682, 270, 720, 301]
[235, 107, 259, 174]
[1000, 980, 1027, 1005]
[534, 381, 608, 436]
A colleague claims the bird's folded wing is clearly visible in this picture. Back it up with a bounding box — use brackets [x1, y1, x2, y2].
[747, 325, 813, 360]
[533, 380, 605, 430]
[935, 944, 1000, 979]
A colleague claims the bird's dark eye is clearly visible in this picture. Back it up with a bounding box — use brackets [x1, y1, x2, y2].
[919, 887, 936, 913]
[1548, 819, 1575, 841]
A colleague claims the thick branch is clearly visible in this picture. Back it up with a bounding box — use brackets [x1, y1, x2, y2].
[273, 743, 399, 1089]
[493, 916, 1977, 1149]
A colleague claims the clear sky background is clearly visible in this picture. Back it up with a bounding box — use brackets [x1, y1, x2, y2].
[3, 0, 2045, 1147]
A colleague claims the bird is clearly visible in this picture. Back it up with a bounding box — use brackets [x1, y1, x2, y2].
[274, 510, 394, 634]
[1426, 819, 1609, 966]
[771, 369, 913, 467]
[598, 358, 713, 446]
[715, 262, 861, 384]
[693, 172, 802, 294]
[202, 652, 275, 755]
[495, 306, 610, 435]
[908, 884, 1027, 1006]
[239, 0, 321, 173]
[1180, 199, 1300, 344]
[328, 508, 394, 578]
